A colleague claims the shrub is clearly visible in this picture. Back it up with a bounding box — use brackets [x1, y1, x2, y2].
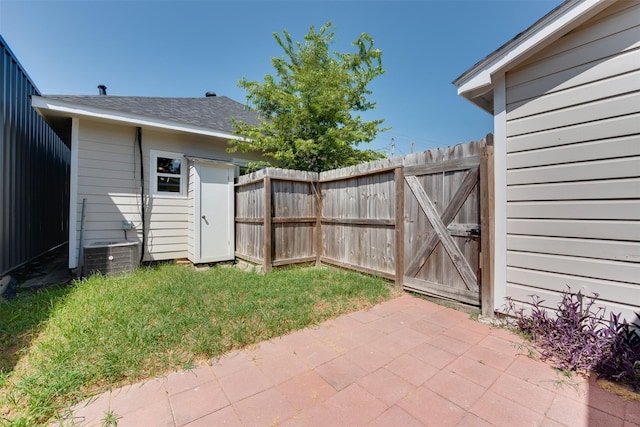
[506, 289, 640, 391]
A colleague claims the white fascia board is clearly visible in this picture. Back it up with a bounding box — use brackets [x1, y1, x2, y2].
[456, 73, 492, 97]
[455, 0, 607, 97]
[31, 96, 245, 141]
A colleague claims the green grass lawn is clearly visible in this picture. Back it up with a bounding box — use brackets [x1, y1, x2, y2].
[0, 263, 393, 426]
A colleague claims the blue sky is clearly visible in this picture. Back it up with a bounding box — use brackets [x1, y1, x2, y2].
[1, 0, 563, 156]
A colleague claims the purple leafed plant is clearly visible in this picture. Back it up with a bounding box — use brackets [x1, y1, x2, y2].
[594, 311, 640, 392]
[506, 288, 640, 391]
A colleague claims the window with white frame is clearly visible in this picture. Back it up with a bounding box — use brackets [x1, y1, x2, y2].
[150, 150, 186, 196]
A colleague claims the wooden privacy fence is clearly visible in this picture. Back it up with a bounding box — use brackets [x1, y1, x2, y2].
[235, 137, 495, 313]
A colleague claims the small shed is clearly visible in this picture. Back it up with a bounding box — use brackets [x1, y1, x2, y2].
[454, 0, 639, 320]
[32, 92, 262, 271]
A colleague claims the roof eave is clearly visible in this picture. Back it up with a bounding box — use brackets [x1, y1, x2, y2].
[31, 95, 244, 141]
[453, 0, 611, 114]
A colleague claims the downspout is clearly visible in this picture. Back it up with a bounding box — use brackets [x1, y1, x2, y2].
[77, 198, 87, 275]
[137, 127, 146, 264]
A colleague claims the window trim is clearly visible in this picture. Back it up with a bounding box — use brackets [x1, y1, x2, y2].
[150, 149, 187, 197]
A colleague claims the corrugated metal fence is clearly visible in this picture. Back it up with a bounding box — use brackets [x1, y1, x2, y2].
[0, 36, 70, 276]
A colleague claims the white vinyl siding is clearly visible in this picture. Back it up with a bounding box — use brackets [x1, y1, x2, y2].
[73, 119, 250, 264]
[503, 1, 640, 321]
[75, 121, 143, 263]
[187, 165, 196, 262]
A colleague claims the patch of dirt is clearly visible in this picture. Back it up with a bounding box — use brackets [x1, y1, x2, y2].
[408, 291, 480, 316]
[596, 378, 640, 401]
[312, 300, 335, 314]
[15, 245, 70, 290]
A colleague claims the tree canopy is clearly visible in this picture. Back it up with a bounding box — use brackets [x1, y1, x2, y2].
[230, 22, 388, 172]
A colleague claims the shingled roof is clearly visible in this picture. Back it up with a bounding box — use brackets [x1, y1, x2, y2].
[37, 94, 259, 134]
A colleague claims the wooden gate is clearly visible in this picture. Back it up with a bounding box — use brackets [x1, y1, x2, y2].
[402, 142, 483, 306]
[235, 138, 494, 311]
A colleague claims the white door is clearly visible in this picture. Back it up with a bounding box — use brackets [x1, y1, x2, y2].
[196, 162, 234, 262]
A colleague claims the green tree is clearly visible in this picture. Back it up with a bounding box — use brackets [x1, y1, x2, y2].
[230, 22, 388, 172]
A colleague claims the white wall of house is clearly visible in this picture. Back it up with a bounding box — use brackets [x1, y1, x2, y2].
[187, 163, 196, 263]
[500, 1, 640, 320]
[70, 118, 261, 268]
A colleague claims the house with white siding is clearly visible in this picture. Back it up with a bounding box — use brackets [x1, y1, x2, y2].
[454, 0, 640, 321]
[32, 91, 263, 272]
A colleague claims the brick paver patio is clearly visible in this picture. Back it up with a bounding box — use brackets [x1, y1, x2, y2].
[58, 294, 639, 426]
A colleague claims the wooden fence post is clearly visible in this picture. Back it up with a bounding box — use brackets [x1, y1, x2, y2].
[263, 176, 272, 273]
[394, 167, 405, 290]
[315, 181, 323, 267]
[480, 135, 495, 317]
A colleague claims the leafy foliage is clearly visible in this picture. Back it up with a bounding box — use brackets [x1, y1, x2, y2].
[506, 289, 640, 391]
[230, 21, 387, 172]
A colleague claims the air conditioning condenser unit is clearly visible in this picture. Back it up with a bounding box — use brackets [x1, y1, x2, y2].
[84, 241, 139, 276]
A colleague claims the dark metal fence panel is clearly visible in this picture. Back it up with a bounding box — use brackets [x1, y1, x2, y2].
[0, 36, 70, 276]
